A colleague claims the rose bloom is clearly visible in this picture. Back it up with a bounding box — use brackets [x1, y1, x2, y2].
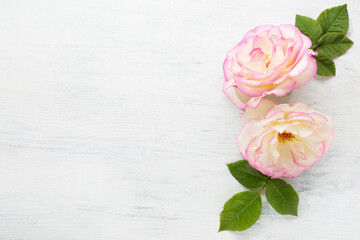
[238, 99, 334, 178]
[223, 25, 317, 110]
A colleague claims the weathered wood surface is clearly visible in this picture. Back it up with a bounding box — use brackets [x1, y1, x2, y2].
[0, 0, 359, 239]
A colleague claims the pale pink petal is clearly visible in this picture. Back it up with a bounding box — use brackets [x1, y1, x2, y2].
[235, 80, 272, 97]
[267, 42, 286, 71]
[270, 79, 296, 96]
[238, 120, 268, 156]
[291, 55, 317, 89]
[246, 96, 263, 108]
[233, 37, 257, 66]
[222, 80, 251, 110]
[297, 33, 313, 59]
[289, 103, 310, 112]
[293, 134, 325, 168]
[275, 143, 294, 171]
[287, 112, 315, 121]
[244, 48, 267, 73]
[314, 119, 334, 152]
[253, 34, 273, 55]
[243, 25, 274, 39]
[243, 98, 276, 120]
[276, 24, 298, 39]
[288, 53, 310, 78]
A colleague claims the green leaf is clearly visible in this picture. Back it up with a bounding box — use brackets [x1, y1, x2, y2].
[295, 14, 323, 48]
[314, 54, 336, 76]
[265, 179, 299, 216]
[317, 33, 353, 57]
[316, 4, 349, 34]
[219, 191, 262, 232]
[227, 160, 268, 188]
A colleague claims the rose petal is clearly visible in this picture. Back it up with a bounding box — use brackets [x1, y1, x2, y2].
[222, 80, 251, 110]
[292, 55, 317, 89]
[243, 98, 276, 120]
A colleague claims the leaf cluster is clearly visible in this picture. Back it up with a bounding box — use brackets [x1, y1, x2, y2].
[295, 4, 353, 76]
[219, 160, 299, 232]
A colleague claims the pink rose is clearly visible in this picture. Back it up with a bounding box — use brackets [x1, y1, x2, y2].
[223, 25, 317, 110]
[238, 99, 334, 178]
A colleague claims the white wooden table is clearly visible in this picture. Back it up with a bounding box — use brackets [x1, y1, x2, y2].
[0, 0, 359, 239]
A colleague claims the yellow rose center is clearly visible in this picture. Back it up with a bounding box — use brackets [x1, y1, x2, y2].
[264, 54, 271, 68]
[277, 131, 296, 143]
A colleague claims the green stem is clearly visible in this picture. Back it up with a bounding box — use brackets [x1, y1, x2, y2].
[258, 176, 271, 194]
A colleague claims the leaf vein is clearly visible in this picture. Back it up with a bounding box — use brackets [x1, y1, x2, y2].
[323, 6, 346, 33]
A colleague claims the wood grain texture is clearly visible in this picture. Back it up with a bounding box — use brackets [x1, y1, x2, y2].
[0, 0, 359, 239]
